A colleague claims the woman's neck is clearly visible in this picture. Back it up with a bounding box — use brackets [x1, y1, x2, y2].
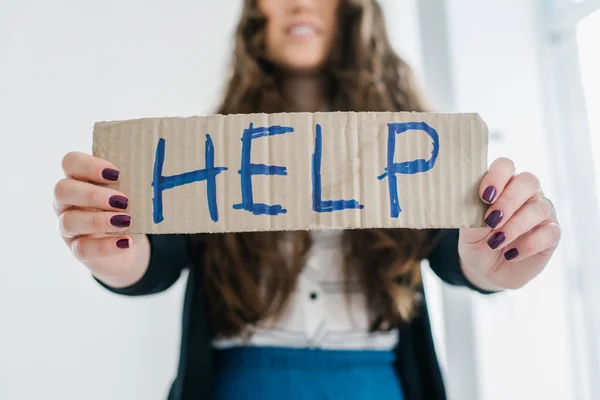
[281, 72, 327, 113]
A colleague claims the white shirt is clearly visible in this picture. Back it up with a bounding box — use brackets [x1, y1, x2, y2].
[212, 230, 399, 350]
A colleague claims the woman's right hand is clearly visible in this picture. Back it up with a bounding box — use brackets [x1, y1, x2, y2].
[54, 152, 150, 289]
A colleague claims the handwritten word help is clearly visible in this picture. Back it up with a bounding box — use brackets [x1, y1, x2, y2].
[151, 122, 439, 224]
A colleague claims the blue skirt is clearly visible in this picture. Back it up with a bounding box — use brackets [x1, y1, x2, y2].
[211, 347, 404, 400]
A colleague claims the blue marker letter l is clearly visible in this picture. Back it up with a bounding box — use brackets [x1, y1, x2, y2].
[233, 123, 294, 216]
[152, 134, 228, 224]
[377, 122, 440, 218]
[312, 124, 364, 212]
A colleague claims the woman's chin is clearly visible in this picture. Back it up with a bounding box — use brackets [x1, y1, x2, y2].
[282, 61, 326, 75]
[275, 53, 326, 74]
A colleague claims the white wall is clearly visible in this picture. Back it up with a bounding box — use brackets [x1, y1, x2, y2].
[378, 0, 424, 76]
[0, 2, 424, 400]
[0, 1, 240, 399]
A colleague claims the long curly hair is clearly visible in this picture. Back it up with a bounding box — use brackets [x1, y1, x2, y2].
[194, 0, 436, 338]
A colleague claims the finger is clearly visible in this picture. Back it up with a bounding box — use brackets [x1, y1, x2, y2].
[62, 151, 120, 183]
[58, 210, 131, 238]
[54, 178, 128, 214]
[71, 235, 131, 262]
[501, 221, 561, 263]
[484, 172, 541, 230]
[486, 196, 554, 251]
[479, 158, 516, 204]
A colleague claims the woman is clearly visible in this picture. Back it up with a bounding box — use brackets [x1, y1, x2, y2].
[53, 0, 561, 399]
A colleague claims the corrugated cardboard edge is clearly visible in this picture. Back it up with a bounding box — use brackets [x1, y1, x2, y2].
[92, 111, 490, 233]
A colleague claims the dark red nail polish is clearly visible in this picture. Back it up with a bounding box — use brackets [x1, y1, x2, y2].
[110, 215, 131, 228]
[487, 232, 506, 250]
[102, 168, 120, 182]
[504, 248, 519, 261]
[485, 210, 503, 228]
[116, 239, 130, 249]
[109, 195, 128, 210]
[482, 186, 497, 203]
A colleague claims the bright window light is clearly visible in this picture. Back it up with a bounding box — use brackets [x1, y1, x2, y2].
[577, 9, 600, 206]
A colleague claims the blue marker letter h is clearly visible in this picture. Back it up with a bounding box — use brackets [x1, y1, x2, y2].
[152, 134, 227, 224]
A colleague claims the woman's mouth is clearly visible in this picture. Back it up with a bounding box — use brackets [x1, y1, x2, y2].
[287, 23, 320, 38]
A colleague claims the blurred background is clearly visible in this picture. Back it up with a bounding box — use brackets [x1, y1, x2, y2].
[0, 0, 598, 399]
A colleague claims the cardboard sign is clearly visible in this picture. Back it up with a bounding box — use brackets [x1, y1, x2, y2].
[92, 112, 489, 233]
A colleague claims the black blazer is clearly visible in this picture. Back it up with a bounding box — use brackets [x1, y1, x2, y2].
[97, 229, 494, 400]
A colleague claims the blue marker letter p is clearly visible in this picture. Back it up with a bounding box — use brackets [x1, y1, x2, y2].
[377, 122, 440, 218]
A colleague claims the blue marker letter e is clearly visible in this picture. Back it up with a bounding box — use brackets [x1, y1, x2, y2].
[233, 123, 294, 216]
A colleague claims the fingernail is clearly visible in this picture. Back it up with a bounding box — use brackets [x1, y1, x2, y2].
[487, 232, 506, 250]
[116, 239, 130, 249]
[102, 168, 120, 182]
[109, 195, 128, 210]
[482, 186, 497, 203]
[110, 215, 131, 228]
[485, 210, 503, 228]
[504, 248, 519, 261]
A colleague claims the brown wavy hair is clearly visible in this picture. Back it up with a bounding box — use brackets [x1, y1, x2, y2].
[195, 0, 437, 338]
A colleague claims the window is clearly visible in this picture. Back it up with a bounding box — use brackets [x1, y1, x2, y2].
[542, 1, 600, 399]
[577, 9, 600, 204]
[414, 0, 598, 398]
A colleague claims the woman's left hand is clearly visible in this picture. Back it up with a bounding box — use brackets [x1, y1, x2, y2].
[458, 157, 561, 292]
